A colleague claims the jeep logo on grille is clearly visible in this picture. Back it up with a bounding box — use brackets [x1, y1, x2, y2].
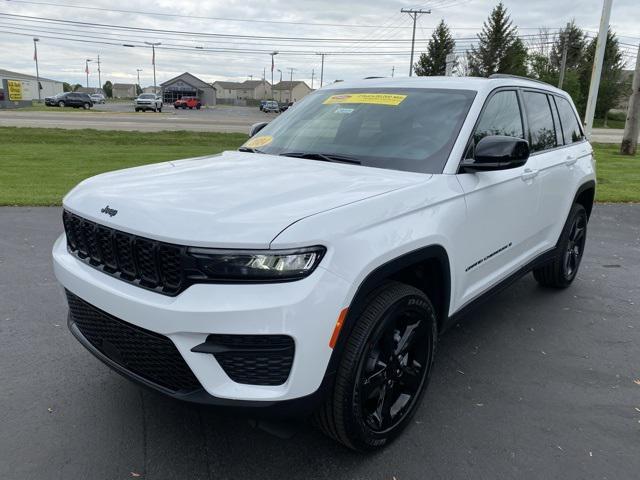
[100, 205, 118, 217]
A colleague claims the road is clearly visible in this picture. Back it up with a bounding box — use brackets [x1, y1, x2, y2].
[0, 205, 639, 479]
[0, 107, 633, 142]
[0, 105, 277, 133]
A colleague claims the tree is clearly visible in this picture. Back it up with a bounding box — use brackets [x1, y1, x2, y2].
[103, 81, 113, 98]
[467, 2, 527, 77]
[578, 29, 625, 118]
[414, 20, 456, 76]
[550, 21, 586, 72]
[62, 82, 72, 92]
[136, 84, 143, 95]
[72, 83, 82, 92]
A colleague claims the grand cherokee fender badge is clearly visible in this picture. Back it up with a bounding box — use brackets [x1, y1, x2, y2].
[100, 205, 118, 217]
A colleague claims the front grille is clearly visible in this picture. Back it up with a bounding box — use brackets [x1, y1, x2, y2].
[66, 291, 202, 393]
[199, 334, 295, 386]
[63, 210, 186, 296]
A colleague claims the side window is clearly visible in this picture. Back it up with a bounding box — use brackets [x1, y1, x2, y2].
[473, 90, 524, 145]
[523, 91, 557, 152]
[555, 96, 584, 144]
[549, 96, 563, 146]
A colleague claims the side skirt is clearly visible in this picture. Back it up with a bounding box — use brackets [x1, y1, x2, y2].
[443, 247, 558, 331]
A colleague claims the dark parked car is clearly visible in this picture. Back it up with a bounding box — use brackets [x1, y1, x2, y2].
[45, 92, 93, 109]
[279, 101, 294, 112]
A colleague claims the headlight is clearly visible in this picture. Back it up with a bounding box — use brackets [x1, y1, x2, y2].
[186, 246, 326, 282]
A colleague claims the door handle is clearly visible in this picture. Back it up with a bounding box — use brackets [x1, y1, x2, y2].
[565, 155, 578, 166]
[521, 168, 539, 181]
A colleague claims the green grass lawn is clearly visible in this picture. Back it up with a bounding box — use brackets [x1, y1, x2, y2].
[0, 127, 637, 205]
[0, 127, 247, 205]
[593, 143, 640, 203]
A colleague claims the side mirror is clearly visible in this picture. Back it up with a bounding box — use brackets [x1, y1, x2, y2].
[249, 122, 268, 137]
[461, 135, 530, 172]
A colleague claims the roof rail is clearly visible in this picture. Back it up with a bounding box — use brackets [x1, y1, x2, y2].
[488, 74, 553, 87]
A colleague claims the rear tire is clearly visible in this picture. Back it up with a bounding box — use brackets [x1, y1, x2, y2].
[533, 203, 588, 288]
[314, 282, 437, 451]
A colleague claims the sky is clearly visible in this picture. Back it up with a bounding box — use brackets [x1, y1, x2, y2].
[0, 0, 638, 88]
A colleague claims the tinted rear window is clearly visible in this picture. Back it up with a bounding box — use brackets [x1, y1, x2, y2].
[555, 96, 584, 144]
[523, 91, 557, 152]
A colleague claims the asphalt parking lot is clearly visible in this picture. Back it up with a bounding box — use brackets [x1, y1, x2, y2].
[1, 205, 639, 480]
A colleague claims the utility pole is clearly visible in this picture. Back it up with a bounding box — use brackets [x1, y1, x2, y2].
[97, 54, 102, 90]
[270, 51, 278, 100]
[136, 68, 142, 89]
[85, 58, 92, 88]
[33, 37, 41, 102]
[278, 69, 283, 102]
[311, 69, 315, 89]
[391, 66, 395, 77]
[620, 44, 640, 155]
[401, 8, 431, 77]
[445, 53, 456, 76]
[584, 0, 613, 138]
[145, 42, 161, 94]
[288, 67, 295, 102]
[316, 52, 326, 87]
[262, 67, 266, 100]
[558, 23, 570, 89]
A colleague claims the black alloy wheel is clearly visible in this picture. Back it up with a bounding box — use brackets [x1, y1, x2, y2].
[564, 213, 586, 280]
[533, 203, 588, 288]
[356, 303, 431, 433]
[314, 282, 437, 450]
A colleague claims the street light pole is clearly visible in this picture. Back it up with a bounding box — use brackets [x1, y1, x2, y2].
[270, 51, 278, 100]
[277, 69, 283, 102]
[85, 58, 93, 88]
[136, 69, 142, 89]
[97, 54, 101, 90]
[401, 8, 431, 76]
[288, 67, 295, 102]
[145, 42, 161, 94]
[316, 53, 326, 87]
[33, 38, 41, 102]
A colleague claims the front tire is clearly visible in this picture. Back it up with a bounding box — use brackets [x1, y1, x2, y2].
[314, 282, 437, 451]
[533, 203, 588, 288]
[83, 103, 90, 110]
[58, 101, 65, 108]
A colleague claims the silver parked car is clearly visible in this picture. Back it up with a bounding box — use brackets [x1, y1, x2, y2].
[134, 94, 163, 112]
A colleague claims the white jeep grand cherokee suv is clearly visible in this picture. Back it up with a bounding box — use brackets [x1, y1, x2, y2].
[53, 76, 595, 450]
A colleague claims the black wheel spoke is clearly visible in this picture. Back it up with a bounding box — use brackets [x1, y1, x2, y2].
[398, 362, 422, 391]
[396, 321, 419, 356]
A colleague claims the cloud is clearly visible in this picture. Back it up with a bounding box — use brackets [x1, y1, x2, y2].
[1, 0, 637, 87]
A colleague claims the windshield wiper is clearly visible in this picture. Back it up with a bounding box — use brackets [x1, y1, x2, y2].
[238, 147, 265, 153]
[279, 152, 361, 165]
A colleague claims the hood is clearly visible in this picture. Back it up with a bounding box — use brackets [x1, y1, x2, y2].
[63, 151, 430, 248]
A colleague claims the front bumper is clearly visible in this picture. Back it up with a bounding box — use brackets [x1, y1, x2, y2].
[53, 234, 349, 404]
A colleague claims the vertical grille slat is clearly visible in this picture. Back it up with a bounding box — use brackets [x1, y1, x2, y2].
[62, 211, 184, 295]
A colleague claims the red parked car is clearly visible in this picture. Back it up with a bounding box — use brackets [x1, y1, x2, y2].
[174, 97, 202, 109]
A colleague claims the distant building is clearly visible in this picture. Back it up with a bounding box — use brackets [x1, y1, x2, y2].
[272, 81, 312, 103]
[212, 80, 271, 100]
[0, 68, 63, 100]
[112, 83, 137, 98]
[160, 72, 215, 105]
[142, 86, 160, 94]
[75, 87, 106, 96]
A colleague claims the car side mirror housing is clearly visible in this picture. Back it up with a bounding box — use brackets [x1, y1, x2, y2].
[461, 135, 530, 172]
[249, 122, 268, 137]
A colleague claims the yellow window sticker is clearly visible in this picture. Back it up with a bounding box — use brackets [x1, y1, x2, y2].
[323, 93, 407, 106]
[243, 135, 273, 149]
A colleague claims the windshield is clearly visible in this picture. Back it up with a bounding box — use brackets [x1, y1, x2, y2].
[243, 88, 476, 173]
[139, 94, 155, 99]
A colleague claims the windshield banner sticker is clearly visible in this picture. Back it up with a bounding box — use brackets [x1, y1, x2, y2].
[323, 93, 407, 106]
[243, 135, 273, 149]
